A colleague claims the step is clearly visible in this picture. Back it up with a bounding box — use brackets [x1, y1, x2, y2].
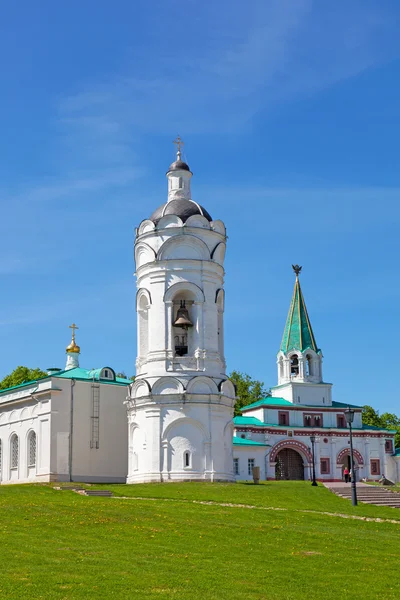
[83, 490, 113, 497]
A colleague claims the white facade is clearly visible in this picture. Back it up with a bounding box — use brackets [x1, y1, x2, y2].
[0, 363, 129, 485]
[126, 150, 236, 483]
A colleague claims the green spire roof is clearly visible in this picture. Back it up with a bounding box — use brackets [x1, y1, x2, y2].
[280, 266, 318, 354]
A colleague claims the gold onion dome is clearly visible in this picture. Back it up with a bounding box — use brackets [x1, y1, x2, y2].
[66, 323, 80, 353]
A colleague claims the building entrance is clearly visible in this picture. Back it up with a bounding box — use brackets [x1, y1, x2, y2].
[275, 448, 304, 480]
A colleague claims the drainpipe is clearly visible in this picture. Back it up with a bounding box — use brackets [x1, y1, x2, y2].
[69, 379, 75, 482]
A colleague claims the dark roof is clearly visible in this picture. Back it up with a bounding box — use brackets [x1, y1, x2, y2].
[167, 160, 191, 173]
[149, 198, 212, 224]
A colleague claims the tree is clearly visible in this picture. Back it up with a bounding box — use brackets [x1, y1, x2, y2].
[362, 405, 400, 448]
[0, 366, 48, 390]
[228, 370, 269, 416]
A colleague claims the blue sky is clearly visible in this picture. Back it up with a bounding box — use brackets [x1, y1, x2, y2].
[1, 1, 400, 413]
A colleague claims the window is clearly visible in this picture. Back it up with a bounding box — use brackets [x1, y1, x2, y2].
[303, 413, 323, 427]
[28, 431, 36, 467]
[320, 458, 330, 474]
[233, 458, 239, 475]
[178, 177, 183, 189]
[11, 434, 18, 469]
[248, 458, 255, 476]
[290, 355, 299, 376]
[370, 459, 380, 475]
[100, 368, 115, 381]
[385, 439, 393, 453]
[90, 385, 100, 449]
[278, 411, 289, 426]
[337, 414, 346, 428]
[184, 451, 191, 468]
[304, 415, 312, 427]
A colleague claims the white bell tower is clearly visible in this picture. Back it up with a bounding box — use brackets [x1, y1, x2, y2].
[126, 138, 236, 483]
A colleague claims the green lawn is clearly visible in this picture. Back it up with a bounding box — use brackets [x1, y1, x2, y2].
[0, 482, 399, 600]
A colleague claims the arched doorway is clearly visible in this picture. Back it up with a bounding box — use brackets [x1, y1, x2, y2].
[275, 448, 305, 480]
[337, 448, 364, 482]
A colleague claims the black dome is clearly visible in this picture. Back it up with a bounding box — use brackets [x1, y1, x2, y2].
[149, 199, 212, 224]
[167, 160, 191, 173]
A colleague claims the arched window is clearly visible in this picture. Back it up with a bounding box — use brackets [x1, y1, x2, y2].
[28, 431, 37, 467]
[10, 434, 19, 470]
[290, 355, 299, 376]
[138, 293, 150, 359]
[178, 177, 183, 189]
[183, 451, 191, 468]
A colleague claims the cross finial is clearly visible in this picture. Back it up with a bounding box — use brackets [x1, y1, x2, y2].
[173, 135, 184, 160]
[292, 264, 302, 278]
[69, 323, 79, 340]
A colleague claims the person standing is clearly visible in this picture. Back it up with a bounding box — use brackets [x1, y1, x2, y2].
[343, 467, 349, 483]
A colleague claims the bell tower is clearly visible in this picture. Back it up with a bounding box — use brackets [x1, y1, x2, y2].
[126, 139, 236, 484]
[271, 266, 332, 406]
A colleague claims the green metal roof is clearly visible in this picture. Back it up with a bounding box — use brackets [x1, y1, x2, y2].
[241, 397, 362, 411]
[280, 273, 318, 354]
[233, 437, 268, 446]
[233, 416, 265, 426]
[0, 367, 131, 395]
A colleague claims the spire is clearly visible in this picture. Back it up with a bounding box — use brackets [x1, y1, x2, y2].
[280, 266, 318, 353]
[65, 323, 80, 370]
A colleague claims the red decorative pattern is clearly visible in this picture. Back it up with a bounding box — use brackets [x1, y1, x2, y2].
[270, 439, 312, 463]
[336, 447, 364, 465]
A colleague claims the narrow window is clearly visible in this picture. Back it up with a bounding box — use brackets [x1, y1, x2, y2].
[28, 432, 37, 467]
[11, 435, 19, 469]
[184, 451, 191, 468]
[306, 354, 313, 377]
[178, 177, 183, 189]
[304, 415, 312, 427]
[233, 458, 239, 475]
[248, 458, 255, 476]
[90, 384, 100, 449]
[314, 415, 321, 427]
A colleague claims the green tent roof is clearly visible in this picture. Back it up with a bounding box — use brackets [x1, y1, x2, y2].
[280, 272, 318, 354]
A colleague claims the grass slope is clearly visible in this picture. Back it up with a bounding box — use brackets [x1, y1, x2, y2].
[0, 482, 399, 600]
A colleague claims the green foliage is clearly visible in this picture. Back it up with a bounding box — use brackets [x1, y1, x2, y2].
[228, 370, 268, 416]
[363, 405, 400, 448]
[0, 366, 47, 390]
[0, 483, 400, 599]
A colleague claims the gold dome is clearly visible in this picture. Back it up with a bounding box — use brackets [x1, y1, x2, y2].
[66, 323, 80, 354]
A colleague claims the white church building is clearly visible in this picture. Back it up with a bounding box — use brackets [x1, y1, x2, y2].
[0, 140, 399, 485]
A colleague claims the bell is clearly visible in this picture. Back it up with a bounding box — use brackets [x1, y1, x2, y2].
[173, 300, 193, 329]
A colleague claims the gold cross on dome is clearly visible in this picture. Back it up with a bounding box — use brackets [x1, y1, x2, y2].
[69, 323, 79, 338]
[173, 135, 184, 156]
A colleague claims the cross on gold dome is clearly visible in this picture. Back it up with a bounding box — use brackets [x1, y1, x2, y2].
[173, 135, 184, 159]
[69, 323, 79, 339]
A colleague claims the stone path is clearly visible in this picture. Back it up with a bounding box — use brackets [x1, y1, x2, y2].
[324, 482, 400, 509]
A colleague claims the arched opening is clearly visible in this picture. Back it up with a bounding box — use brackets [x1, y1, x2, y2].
[172, 291, 195, 358]
[305, 354, 313, 377]
[338, 450, 361, 482]
[290, 354, 299, 376]
[27, 431, 37, 468]
[275, 448, 304, 480]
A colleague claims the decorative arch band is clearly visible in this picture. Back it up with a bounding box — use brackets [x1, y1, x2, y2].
[336, 448, 364, 465]
[269, 439, 312, 463]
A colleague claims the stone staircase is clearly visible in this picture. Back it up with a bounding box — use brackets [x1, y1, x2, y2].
[329, 485, 400, 508]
